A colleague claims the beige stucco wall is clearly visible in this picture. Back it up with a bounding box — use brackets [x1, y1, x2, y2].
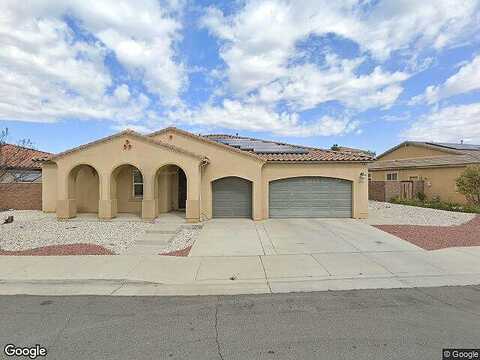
[153, 130, 369, 219]
[156, 165, 180, 213]
[74, 166, 99, 213]
[41, 162, 57, 212]
[378, 144, 452, 161]
[370, 166, 468, 204]
[115, 165, 142, 214]
[43, 129, 369, 221]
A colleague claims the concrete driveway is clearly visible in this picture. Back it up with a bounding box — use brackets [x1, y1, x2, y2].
[189, 218, 421, 257]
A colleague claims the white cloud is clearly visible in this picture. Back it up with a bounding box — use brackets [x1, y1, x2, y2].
[168, 100, 359, 137]
[412, 55, 480, 104]
[403, 102, 480, 142]
[202, 0, 479, 95]
[0, 0, 185, 125]
[250, 57, 408, 111]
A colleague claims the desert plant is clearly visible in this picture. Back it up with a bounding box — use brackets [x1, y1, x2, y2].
[416, 192, 426, 201]
[456, 166, 480, 205]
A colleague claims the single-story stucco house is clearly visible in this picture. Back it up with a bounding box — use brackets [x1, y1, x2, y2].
[39, 127, 372, 222]
[369, 141, 480, 204]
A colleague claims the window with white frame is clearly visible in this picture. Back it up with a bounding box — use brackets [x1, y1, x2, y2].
[132, 169, 143, 198]
[386, 172, 398, 181]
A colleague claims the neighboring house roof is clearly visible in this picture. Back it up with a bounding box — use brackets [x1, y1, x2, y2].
[431, 142, 480, 151]
[0, 143, 51, 169]
[370, 153, 480, 170]
[203, 134, 373, 162]
[372, 140, 480, 170]
[335, 146, 372, 156]
[46, 130, 207, 162]
[376, 141, 473, 159]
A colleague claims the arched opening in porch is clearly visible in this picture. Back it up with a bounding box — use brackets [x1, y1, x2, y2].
[67, 164, 100, 216]
[154, 164, 188, 218]
[110, 164, 144, 217]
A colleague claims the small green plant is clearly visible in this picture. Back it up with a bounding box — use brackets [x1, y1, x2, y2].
[456, 166, 480, 205]
[416, 192, 426, 201]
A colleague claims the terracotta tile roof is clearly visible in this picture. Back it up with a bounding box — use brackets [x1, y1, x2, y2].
[0, 143, 51, 169]
[369, 153, 480, 170]
[203, 134, 373, 162]
[148, 127, 265, 162]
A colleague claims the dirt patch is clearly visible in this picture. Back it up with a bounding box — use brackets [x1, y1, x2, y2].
[160, 245, 192, 257]
[375, 215, 480, 250]
[0, 243, 115, 256]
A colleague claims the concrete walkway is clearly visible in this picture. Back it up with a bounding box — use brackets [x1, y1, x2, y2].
[123, 212, 186, 255]
[1, 246, 480, 296]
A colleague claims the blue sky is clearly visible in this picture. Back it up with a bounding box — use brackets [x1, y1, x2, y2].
[1, 0, 480, 154]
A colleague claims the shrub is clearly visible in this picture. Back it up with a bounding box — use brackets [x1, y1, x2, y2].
[416, 192, 426, 201]
[456, 166, 480, 205]
[388, 197, 480, 214]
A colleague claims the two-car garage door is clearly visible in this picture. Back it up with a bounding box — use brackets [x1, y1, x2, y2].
[212, 176, 352, 218]
[269, 177, 352, 218]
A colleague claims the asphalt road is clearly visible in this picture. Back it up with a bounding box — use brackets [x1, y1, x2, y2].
[1, 286, 479, 360]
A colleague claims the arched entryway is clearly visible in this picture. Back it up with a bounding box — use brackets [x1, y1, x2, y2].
[212, 176, 252, 218]
[154, 164, 188, 217]
[67, 164, 100, 215]
[110, 164, 144, 216]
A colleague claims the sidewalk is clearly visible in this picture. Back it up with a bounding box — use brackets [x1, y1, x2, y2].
[1, 246, 480, 296]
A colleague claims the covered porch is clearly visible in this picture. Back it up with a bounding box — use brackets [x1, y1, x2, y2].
[50, 131, 206, 222]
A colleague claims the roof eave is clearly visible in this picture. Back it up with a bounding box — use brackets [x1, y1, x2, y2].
[148, 127, 266, 163]
[50, 129, 205, 161]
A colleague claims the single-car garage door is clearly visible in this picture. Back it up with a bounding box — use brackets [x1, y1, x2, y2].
[212, 177, 252, 218]
[269, 177, 352, 218]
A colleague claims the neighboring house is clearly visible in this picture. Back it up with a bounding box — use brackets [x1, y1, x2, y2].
[335, 146, 373, 157]
[0, 143, 50, 183]
[369, 141, 480, 204]
[0, 143, 51, 210]
[40, 127, 372, 221]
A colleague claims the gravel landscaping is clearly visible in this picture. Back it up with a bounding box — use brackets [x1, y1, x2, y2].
[0, 243, 114, 256]
[366, 200, 476, 226]
[375, 216, 480, 250]
[0, 210, 202, 255]
[158, 225, 202, 256]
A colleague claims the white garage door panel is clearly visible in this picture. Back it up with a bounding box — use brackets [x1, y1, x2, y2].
[269, 177, 352, 218]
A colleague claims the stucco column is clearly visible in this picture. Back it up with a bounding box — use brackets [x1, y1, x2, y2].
[185, 166, 200, 223]
[252, 178, 263, 220]
[98, 171, 116, 219]
[142, 171, 156, 220]
[56, 166, 76, 219]
[353, 172, 369, 219]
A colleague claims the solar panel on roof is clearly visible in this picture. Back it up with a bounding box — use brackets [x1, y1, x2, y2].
[208, 136, 309, 154]
[431, 142, 480, 151]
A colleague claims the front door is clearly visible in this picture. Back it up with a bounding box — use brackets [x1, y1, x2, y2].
[178, 169, 187, 209]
